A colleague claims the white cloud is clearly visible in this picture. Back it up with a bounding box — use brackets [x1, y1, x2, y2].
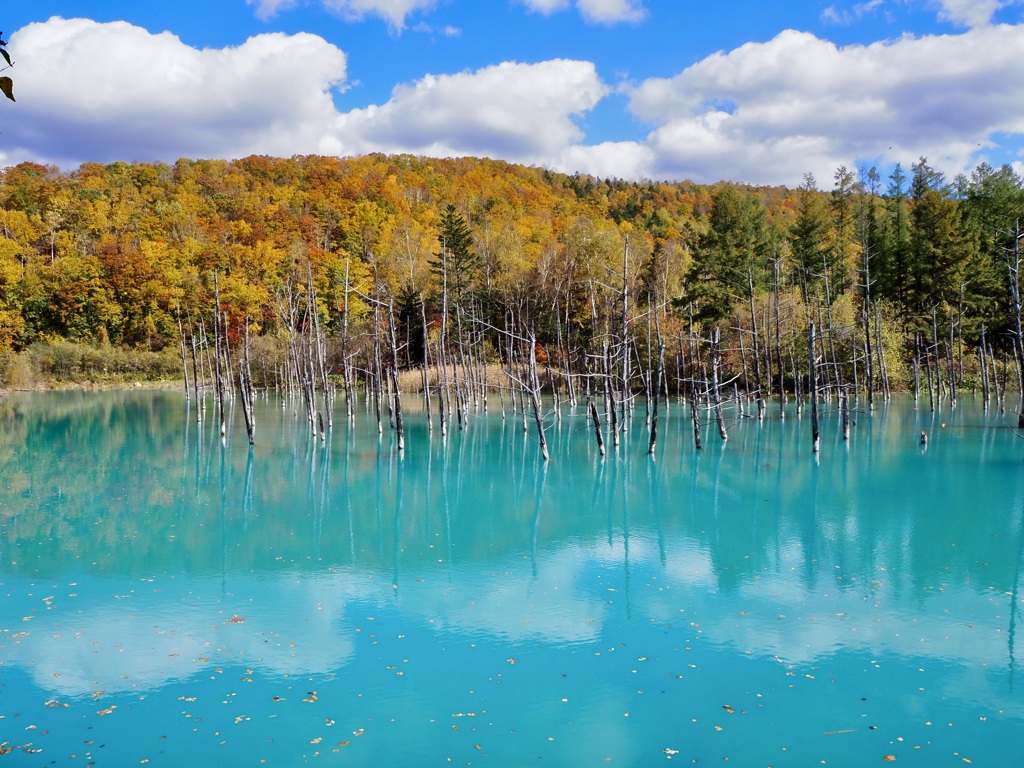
[6, 16, 1024, 188]
[821, 0, 884, 26]
[5, 17, 348, 167]
[3, 18, 605, 172]
[322, 0, 440, 29]
[246, 0, 301, 21]
[823, 1, 1023, 28]
[518, 0, 645, 24]
[577, 0, 645, 24]
[933, 0, 1021, 27]
[610, 25, 1024, 185]
[518, 0, 571, 14]
[556, 140, 656, 180]
[248, 0, 439, 29]
[334, 59, 609, 163]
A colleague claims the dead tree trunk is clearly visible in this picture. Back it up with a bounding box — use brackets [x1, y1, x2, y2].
[981, 324, 990, 408]
[213, 272, 227, 438]
[747, 268, 765, 419]
[810, 322, 820, 453]
[528, 332, 550, 462]
[239, 316, 255, 445]
[648, 335, 665, 455]
[710, 327, 728, 442]
[589, 399, 606, 457]
[420, 295, 433, 431]
[774, 259, 785, 418]
[388, 298, 405, 452]
[176, 306, 190, 400]
[688, 304, 702, 451]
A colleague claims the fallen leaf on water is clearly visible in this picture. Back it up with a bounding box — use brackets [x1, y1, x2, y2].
[664, 748, 679, 755]
[722, 705, 734, 714]
[883, 756, 896, 762]
[228, 615, 246, 623]
[311, 737, 322, 744]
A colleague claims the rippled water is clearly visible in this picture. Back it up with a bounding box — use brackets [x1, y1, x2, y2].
[1, 390, 1022, 766]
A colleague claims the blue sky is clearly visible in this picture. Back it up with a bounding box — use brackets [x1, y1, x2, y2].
[3, 1, 1024, 186]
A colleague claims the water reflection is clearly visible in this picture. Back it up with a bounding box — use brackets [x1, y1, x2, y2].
[1, 391, 1023, 765]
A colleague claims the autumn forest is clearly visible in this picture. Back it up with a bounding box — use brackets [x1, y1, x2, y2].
[1, 153, 1023, 418]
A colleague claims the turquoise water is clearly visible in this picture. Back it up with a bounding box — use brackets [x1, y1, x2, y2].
[1, 390, 1022, 767]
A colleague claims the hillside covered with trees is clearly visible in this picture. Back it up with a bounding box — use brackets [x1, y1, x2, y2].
[1, 153, 1022, 407]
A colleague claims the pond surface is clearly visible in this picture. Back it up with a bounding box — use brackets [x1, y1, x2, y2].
[0, 390, 1022, 766]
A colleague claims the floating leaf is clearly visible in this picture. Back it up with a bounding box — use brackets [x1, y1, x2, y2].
[883, 757, 896, 762]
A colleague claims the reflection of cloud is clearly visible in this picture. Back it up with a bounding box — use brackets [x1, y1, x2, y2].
[411, 549, 607, 645]
[5, 529, 1020, 720]
[2, 575, 355, 698]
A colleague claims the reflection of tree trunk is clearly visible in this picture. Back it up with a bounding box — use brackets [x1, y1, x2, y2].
[1008, 499, 1024, 691]
[392, 462, 403, 593]
[530, 463, 548, 578]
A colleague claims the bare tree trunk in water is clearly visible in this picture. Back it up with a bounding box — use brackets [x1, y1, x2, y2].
[810, 322, 820, 453]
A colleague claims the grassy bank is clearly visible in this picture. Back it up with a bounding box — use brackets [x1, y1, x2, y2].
[0, 341, 184, 390]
